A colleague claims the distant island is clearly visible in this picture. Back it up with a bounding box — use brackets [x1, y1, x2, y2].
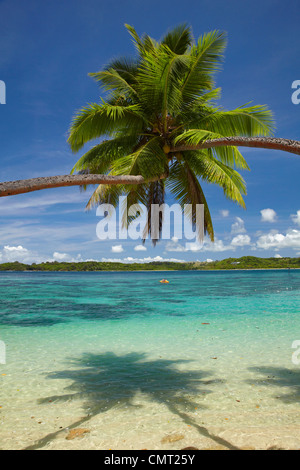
[0, 256, 299, 272]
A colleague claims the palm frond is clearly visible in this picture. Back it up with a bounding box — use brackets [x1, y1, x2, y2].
[68, 101, 146, 152]
[111, 136, 167, 179]
[174, 128, 249, 169]
[167, 160, 214, 242]
[86, 181, 125, 210]
[89, 68, 138, 100]
[125, 24, 146, 55]
[121, 184, 148, 229]
[138, 48, 189, 117]
[161, 23, 193, 54]
[185, 151, 247, 208]
[70, 135, 140, 175]
[125, 24, 158, 55]
[198, 104, 275, 137]
[180, 30, 227, 104]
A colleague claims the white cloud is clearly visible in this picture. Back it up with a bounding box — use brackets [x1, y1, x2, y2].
[260, 208, 277, 223]
[0, 245, 43, 264]
[166, 235, 242, 253]
[202, 239, 234, 252]
[0, 244, 91, 265]
[231, 217, 246, 234]
[256, 229, 300, 250]
[111, 244, 124, 253]
[185, 242, 203, 252]
[52, 252, 83, 262]
[274, 254, 282, 258]
[52, 251, 71, 261]
[220, 210, 229, 217]
[231, 234, 251, 247]
[165, 239, 186, 252]
[4, 245, 28, 253]
[291, 210, 300, 226]
[134, 245, 147, 252]
[166, 237, 234, 253]
[206, 258, 214, 263]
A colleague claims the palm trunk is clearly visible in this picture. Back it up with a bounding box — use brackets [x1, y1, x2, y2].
[0, 174, 164, 197]
[0, 137, 299, 198]
[171, 136, 300, 155]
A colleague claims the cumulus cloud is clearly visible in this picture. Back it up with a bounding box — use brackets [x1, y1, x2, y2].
[165, 239, 186, 252]
[0, 245, 43, 264]
[101, 256, 185, 263]
[134, 245, 147, 252]
[52, 252, 71, 261]
[52, 252, 83, 262]
[1, 245, 29, 261]
[231, 217, 246, 234]
[291, 210, 300, 226]
[0, 245, 85, 265]
[231, 234, 251, 247]
[184, 242, 204, 252]
[220, 210, 229, 217]
[203, 239, 234, 252]
[4, 245, 28, 253]
[111, 245, 124, 253]
[260, 208, 277, 223]
[256, 229, 300, 250]
[166, 236, 235, 253]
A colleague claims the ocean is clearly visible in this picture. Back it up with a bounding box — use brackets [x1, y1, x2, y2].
[0, 270, 299, 450]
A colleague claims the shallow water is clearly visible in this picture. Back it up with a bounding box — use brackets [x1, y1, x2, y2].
[0, 270, 300, 450]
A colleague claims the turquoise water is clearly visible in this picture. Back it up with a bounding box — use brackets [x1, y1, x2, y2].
[0, 270, 300, 450]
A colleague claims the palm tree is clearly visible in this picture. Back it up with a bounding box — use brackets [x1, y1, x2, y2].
[1, 24, 300, 242]
[67, 24, 275, 243]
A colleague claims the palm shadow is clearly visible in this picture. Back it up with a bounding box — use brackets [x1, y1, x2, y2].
[25, 351, 239, 450]
[247, 366, 300, 404]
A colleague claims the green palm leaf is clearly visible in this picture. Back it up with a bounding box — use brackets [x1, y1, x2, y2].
[167, 160, 214, 242]
[68, 102, 145, 152]
[180, 30, 227, 104]
[161, 23, 193, 54]
[185, 151, 247, 208]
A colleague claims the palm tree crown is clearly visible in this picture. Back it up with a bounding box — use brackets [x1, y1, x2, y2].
[68, 24, 275, 244]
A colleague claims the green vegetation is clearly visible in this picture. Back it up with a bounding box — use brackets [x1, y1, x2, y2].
[0, 256, 299, 272]
[68, 24, 274, 244]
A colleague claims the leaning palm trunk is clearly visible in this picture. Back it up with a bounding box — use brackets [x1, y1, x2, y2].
[171, 136, 300, 155]
[0, 137, 299, 198]
[0, 173, 166, 197]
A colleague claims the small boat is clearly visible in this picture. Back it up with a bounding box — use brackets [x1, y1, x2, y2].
[160, 279, 169, 283]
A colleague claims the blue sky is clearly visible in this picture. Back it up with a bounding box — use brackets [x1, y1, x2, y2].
[0, 0, 300, 264]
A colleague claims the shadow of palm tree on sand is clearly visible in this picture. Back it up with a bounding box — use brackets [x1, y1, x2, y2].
[247, 366, 300, 404]
[25, 351, 239, 450]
